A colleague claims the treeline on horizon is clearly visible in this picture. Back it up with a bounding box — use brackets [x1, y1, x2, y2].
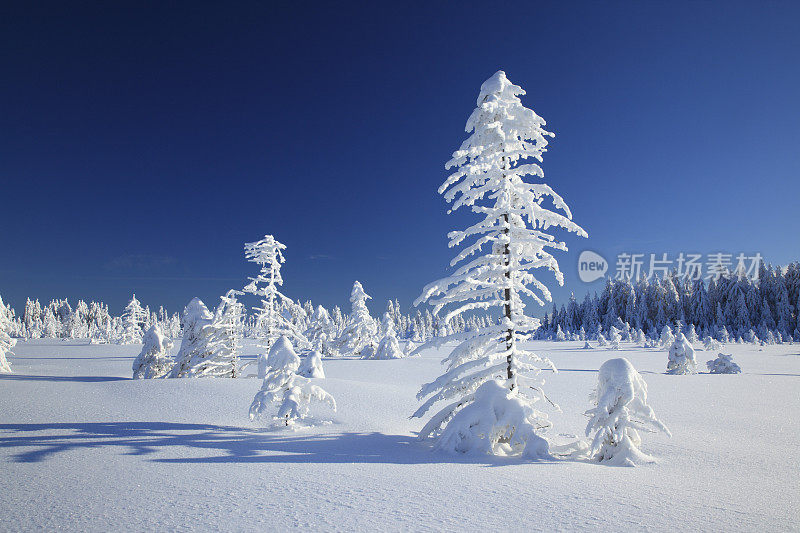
[540, 261, 800, 344]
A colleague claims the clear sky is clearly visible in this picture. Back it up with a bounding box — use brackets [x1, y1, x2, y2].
[2, 1, 798, 317]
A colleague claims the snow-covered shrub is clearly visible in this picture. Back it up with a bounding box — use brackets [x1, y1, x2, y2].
[168, 298, 213, 378]
[297, 350, 325, 378]
[596, 333, 608, 347]
[582, 341, 593, 350]
[411, 71, 587, 458]
[555, 324, 566, 341]
[132, 325, 173, 379]
[666, 333, 696, 375]
[0, 296, 16, 373]
[702, 335, 723, 352]
[585, 358, 671, 466]
[249, 336, 336, 426]
[706, 353, 741, 374]
[423, 380, 550, 458]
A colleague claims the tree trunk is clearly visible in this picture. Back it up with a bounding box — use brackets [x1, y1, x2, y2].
[502, 150, 514, 387]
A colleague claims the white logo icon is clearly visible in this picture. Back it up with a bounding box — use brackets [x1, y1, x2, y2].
[578, 250, 608, 283]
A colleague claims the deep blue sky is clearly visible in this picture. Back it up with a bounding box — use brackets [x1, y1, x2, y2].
[2, 1, 798, 317]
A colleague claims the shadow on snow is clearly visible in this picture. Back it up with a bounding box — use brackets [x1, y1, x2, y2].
[0, 422, 556, 467]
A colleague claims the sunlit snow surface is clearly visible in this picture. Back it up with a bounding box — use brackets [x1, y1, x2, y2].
[1, 339, 798, 531]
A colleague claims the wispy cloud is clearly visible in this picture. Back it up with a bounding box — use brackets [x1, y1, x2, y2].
[308, 254, 334, 260]
[104, 254, 177, 271]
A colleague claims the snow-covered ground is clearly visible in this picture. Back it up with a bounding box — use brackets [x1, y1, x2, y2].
[1, 339, 798, 531]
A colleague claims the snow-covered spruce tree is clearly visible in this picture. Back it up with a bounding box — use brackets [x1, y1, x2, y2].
[195, 290, 245, 378]
[249, 336, 336, 427]
[0, 295, 16, 373]
[666, 333, 697, 375]
[411, 71, 587, 457]
[168, 298, 214, 378]
[120, 294, 147, 344]
[132, 325, 174, 379]
[585, 358, 671, 466]
[243, 235, 310, 357]
[337, 281, 378, 356]
[370, 312, 404, 360]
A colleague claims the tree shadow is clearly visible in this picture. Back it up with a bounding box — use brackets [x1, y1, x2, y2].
[0, 374, 129, 383]
[0, 422, 547, 467]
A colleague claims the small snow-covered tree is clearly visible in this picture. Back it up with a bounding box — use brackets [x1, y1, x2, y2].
[666, 333, 697, 375]
[337, 281, 378, 356]
[585, 358, 671, 466]
[411, 71, 587, 458]
[243, 235, 310, 352]
[608, 325, 622, 349]
[370, 312, 404, 360]
[706, 353, 741, 374]
[659, 324, 675, 347]
[306, 305, 337, 356]
[120, 294, 147, 344]
[168, 298, 214, 378]
[249, 336, 336, 426]
[132, 325, 173, 379]
[0, 296, 16, 373]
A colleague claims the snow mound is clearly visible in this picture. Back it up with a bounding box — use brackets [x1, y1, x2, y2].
[707, 353, 742, 374]
[423, 380, 550, 459]
[585, 358, 671, 466]
[298, 350, 325, 378]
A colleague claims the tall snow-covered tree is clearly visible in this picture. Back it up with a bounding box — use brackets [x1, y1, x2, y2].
[0, 296, 16, 373]
[120, 294, 147, 344]
[199, 290, 245, 378]
[337, 281, 378, 355]
[411, 71, 587, 457]
[168, 298, 214, 378]
[243, 235, 309, 352]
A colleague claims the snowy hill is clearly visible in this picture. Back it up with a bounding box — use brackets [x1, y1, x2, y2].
[1, 339, 798, 531]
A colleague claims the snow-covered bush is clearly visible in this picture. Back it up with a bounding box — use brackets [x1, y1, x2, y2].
[585, 358, 671, 466]
[298, 350, 325, 378]
[168, 298, 213, 378]
[702, 335, 723, 352]
[666, 333, 696, 375]
[706, 353, 741, 374]
[249, 336, 336, 426]
[555, 324, 566, 341]
[411, 71, 587, 458]
[596, 332, 608, 346]
[582, 341, 592, 350]
[132, 325, 173, 379]
[0, 296, 16, 373]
